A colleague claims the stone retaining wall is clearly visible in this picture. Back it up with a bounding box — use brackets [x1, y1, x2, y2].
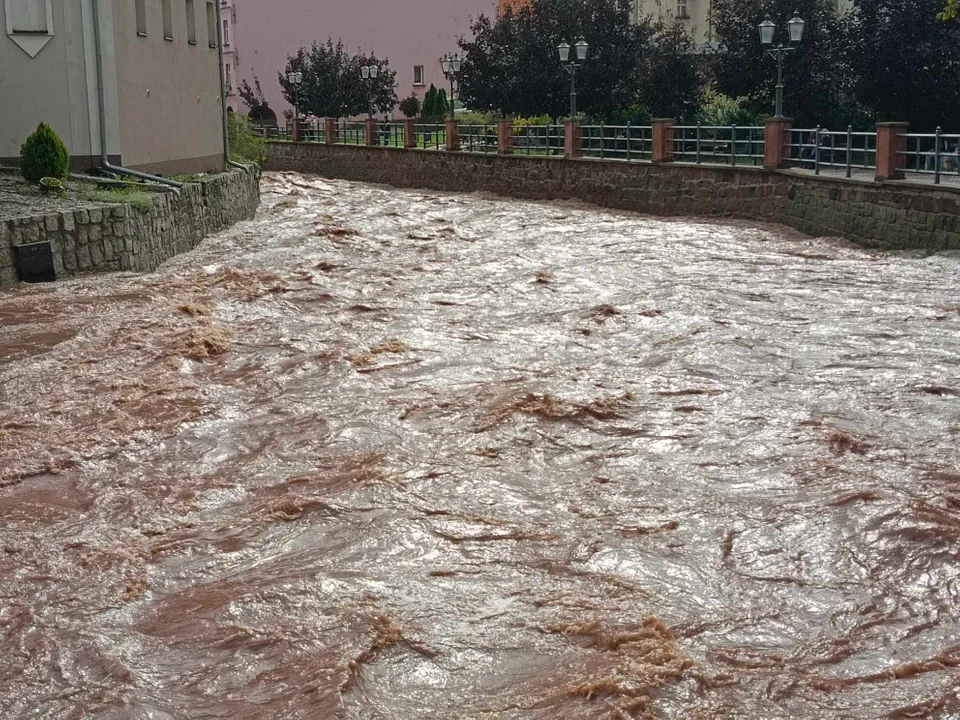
[265, 142, 960, 252]
[0, 165, 260, 286]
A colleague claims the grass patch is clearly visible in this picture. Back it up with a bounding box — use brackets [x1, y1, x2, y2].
[81, 187, 155, 212]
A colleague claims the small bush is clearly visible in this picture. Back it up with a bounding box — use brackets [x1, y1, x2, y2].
[228, 113, 267, 164]
[399, 94, 421, 118]
[20, 123, 70, 184]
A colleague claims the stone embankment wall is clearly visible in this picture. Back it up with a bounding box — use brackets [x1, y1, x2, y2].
[265, 142, 960, 252]
[0, 166, 260, 286]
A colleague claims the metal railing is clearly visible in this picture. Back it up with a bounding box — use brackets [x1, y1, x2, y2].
[336, 120, 366, 146]
[899, 129, 960, 184]
[579, 125, 653, 161]
[375, 122, 405, 148]
[511, 124, 564, 156]
[460, 124, 498, 154]
[298, 123, 325, 143]
[785, 127, 877, 177]
[672, 125, 765, 166]
[414, 123, 446, 150]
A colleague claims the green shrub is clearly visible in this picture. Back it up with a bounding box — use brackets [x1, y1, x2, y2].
[399, 94, 422, 118]
[228, 113, 266, 164]
[696, 88, 759, 127]
[20, 123, 70, 183]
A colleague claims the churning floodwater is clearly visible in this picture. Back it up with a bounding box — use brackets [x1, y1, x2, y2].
[1, 172, 959, 719]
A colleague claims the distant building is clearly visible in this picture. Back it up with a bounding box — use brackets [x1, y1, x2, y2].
[498, 0, 530, 13]
[1, 0, 226, 174]
[230, 0, 494, 117]
[220, 0, 242, 112]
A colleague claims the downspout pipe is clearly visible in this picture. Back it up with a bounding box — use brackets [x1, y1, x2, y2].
[91, 0, 181, 192]
[215, 1, 250, 172]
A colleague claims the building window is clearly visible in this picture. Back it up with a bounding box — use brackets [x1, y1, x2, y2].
[413, 65, 424, 86]
[222, 18, 229, 45]
[162, 0, 173, 39]
[225, 63, 232, 90]
[135, 0, 147, 35]
[206, 1, 216, 47]
[186, 0, 196, 43]
[8, 0, 48, 33]
[676, 0, 688, 18]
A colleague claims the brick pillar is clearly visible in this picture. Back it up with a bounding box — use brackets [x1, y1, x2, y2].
[876, 122, 909, 181]
[564, 120, 581, 158]
[324, 118, 337, 145]
[365, 118, 377, 146]
[764, 117, 792, 170]
[445, 120, 460, 151]
[498, 120, 513, 155]
[292, 117, 302, 142]
[652, 119, 674, 163]
[404, 118, 418, 148]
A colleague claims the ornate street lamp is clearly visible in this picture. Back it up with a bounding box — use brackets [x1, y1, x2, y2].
[759, 11, 805, 118]
[286, 71, 303, 133]
[361, 64, 379, 118]
[440, 52, 463, 119]
[558, 38, 588, 117]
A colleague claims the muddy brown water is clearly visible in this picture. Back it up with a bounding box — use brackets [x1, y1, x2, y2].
[1, 172, 959, 719]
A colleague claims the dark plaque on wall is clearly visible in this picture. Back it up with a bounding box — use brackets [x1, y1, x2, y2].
[14, 241, 57, 283]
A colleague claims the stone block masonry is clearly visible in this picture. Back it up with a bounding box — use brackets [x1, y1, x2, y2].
[264, 142, 960, 253]
[0, 166, 261, 287]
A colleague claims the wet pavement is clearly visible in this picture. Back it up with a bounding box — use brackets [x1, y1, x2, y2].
[1, 172, 959, 719]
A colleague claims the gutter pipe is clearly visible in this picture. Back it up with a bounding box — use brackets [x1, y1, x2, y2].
[91, 0, 181, 192]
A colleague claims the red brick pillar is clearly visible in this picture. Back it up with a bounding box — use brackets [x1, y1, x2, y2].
[876, 122, 909, 181]
[652, 119, 674, 163]
[764, 117, 792, 170]
[498, 120, 513, 155]
[324, 118, 337, 145]
[404, 118, 418, 148]
[445, 120, 460, 151]
[564, 120, 581, 158]
[365, 118, 377, 146]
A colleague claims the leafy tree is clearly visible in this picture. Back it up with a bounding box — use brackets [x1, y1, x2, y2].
[940, 0, 958, 19]
[457, 0, 666, 120]
[711, 0, 858, 127]
[279, 40, 397, 118]
[843, 0, 960, 130]
[228, 113, 267, 164]
[399, 94, 422, 118]
[239, 73, 268, 111]
[633, 21, 706, 120]
[20, 123, 70, 183]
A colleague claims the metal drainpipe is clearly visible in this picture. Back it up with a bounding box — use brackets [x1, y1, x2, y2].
[215, 1, 249, 171]
[91, 0, 181, 191]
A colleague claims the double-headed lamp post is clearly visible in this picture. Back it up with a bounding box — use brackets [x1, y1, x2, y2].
[558, 38, 588, 118]
[287, 71, 303, 127]
[361, 64, 379, 118]
[440, 53, 464, 119]
[759, 11, 805, 119]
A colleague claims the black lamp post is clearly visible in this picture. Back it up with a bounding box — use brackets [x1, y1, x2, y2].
[286, 70, 303, 130]
[759, 11, 805, 118]
[558, 38, 588, 118]
[361, 64, 380, 118]
[440, 53, 463, 119]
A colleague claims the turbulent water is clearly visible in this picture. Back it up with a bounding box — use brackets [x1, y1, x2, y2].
[1, 172, 959, 719]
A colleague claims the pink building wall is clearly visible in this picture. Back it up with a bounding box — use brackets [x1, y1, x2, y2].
[231, 0, 495, 117]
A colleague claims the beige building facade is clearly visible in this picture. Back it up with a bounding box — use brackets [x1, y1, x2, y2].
[1, 0, 225, 175]
[631, 0, 854, 47]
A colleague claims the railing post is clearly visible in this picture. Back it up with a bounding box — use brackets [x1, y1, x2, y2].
[498, 120, 513, 155]
[875, 122, 909, 181]
[324, 118, 337, 145]
[365, 118, 377, 146]
[404, 118, 417, 149]
[445, 119, 460, 151]
[564, 120, 581, 159]
[652, 118, 674, 163]
[763, 117, 792, 170]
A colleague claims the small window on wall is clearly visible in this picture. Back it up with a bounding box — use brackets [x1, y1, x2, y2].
[676, 0, 689, 18]
[135, 0, 147, 35]
[9, 0, 49, 33]
[206, 2, 217, 47]
[162, 0, 173, 39]
[225, 63, 232, 90]
[413, 65, 424, 86]
[222, 19, 229, 45]
[186, 0, 196, 44]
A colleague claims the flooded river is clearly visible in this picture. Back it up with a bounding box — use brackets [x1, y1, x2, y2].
[1, 172, 959, 718]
